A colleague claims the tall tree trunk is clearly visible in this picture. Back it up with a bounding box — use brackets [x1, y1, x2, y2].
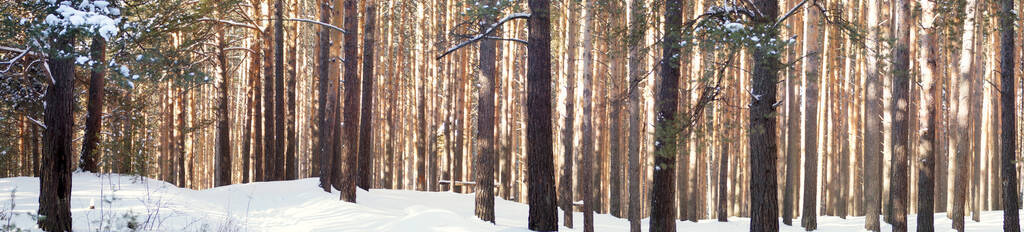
[863, 0, 883, 229]
[243, 54, 256, 184]
[417, 47, 428, 191]
[179, 92, 188, 187]
[580, 0, 596, 230]
[889, 0, 911, 229]
[607, 0, 625, 217]
[560, 1, 579, 226]
[718, 137, 729, 222]
[801, 2, 823, 229]
[32, 124, 39, 177]
[264, 19, 278, 183]
[952, 0, 977, 229]
[526, 0, 557, 230]
[316, 0, 334, 191]
[38, 33, 74, 232]
[625, 0, 646, 230]
[748, 0, 780, 230]
[340, 0, 360, 202]
[998, 0, 1020, 228]
[357, 0, 377, 190]
[215, 27, 232, 187]
[285, 8, 299, 181]
[650, 0, 680, 229]
[475, 0, 497, 222]
[274, 0, 288, 182]
[782, 0, 803, 223]
[260, 29, 273, 183]
[81, 35, 106, 173]
[916, 1, 939, 230]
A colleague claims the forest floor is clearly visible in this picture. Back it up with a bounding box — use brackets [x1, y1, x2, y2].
[0, 173, 1010, 231]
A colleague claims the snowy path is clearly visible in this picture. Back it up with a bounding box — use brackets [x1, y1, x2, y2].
[0, 173, 1011, 231]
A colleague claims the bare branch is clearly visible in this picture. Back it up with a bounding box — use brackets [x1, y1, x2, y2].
[775, 0, 812, 27]
[436, 13, 530, 60]
[198, 18, 262, 31]
[27, 116, 45, 129]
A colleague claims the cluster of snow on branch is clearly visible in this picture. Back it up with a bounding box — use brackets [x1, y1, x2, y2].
[43, 0, 122, 40]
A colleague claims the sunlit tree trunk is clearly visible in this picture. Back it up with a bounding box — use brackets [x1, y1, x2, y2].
[952, 0, 978, 229]
[801, 1, 823, 229]
[474, 0, 497, 222]
[915, 0, 939, 230]
[863, 0, 883, 229]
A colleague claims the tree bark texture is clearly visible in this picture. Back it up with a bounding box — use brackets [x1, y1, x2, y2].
[526, 0, 557, 230]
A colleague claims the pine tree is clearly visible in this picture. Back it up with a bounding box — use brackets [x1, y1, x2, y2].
[748, 0, 780, 230]
[997, 0, 1020, 229]
[80, 35, 106, 173]
[801, 1, 822, 229]
[526, 0, 557, 230]
[649, 0, 680, 229]
[356, 0, 377, 190]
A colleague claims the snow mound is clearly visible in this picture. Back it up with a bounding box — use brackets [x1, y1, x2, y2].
[0, 174, 1016, 231]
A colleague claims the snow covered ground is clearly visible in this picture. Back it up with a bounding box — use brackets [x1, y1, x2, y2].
[0, 173, 1011, 231]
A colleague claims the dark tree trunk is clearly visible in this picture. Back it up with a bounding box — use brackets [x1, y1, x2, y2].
[998, 0, 1020, 228]
[748, 0, 780, 231]
[474, 2, 497, 222]
[357, 1, 377, 190]
[178, 92, 188, 187]
[317, 0, 336, 192]
[215, 28, 232, 187]
[718, 142, 729, 222]
[610, 102, 623, 218]
[264, 28, 276, 182]
[264, 26, 278, 182]
[560, 1, 578, 227]
[889, 0, 911, 229]
[38, 34, 74, 232]
[286, 27, 299, 181]
[650, 0, 680, 230]
[526, 0, 557, 230]
[274, 0, 287, 182]
[801, 3, 822, 230]
[32, 124, 40, 177]
[80, 35, 106, 173]
[340, 0, 360, 202]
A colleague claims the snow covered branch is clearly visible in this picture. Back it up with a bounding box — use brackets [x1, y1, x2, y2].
[452, 33, 527, 45]
[436, 13, 530, 60]
[282, 18, 349, 34]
